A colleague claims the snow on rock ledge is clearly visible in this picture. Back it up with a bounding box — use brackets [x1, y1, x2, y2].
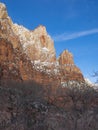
[0, 2, 84, 83]
[12, 24, 56, 62]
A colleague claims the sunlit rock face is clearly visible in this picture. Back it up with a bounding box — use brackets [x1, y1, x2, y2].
[12, 24, 56, 62]
[0, 2, 84, 84]
[0, 3, 8, 19]
[1, 3, 98, 130]
[58, 50, 74, 65]
[57, 50, 83, 82]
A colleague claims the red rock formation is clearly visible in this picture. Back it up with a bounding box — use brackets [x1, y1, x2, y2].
[58, 50, 84, 82]
[0, 2, 84, 86]
[0, 4, 97, 130]
[58, 50, 74, 65]
[12, 24, 56, 62]
[0, 3, 8, 19]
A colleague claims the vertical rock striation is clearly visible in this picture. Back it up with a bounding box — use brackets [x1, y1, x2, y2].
[0, 2, 84, 85]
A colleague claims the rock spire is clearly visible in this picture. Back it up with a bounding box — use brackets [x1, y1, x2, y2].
[0, 2, 84, 84]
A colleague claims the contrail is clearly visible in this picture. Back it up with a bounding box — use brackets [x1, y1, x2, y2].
[53, 28, 98, 42]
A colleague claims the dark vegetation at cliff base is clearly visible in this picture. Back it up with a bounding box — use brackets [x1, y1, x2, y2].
[0, 81, 98, 130]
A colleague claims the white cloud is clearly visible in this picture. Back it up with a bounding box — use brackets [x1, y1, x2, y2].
[53, 28, 98, 42]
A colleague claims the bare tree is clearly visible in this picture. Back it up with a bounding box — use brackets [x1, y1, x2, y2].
[92, 71, 98, 83]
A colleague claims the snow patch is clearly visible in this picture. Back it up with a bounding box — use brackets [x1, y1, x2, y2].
[42, 47, 49, 52]
[85, 78, 94, 87]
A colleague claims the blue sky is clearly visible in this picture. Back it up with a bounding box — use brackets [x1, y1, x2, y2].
[1, 0, 98, 82]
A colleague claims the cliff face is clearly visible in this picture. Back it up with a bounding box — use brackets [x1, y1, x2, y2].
[0, 2, 84, 85]
[58, 50, 74, 65]
[0, 3, 8, 19]
[0, 3, 98, 130]
[12, 24, 56, 62]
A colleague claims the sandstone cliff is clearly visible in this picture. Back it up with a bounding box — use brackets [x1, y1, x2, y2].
[0, 2, 84, 85]
[0, 3, 98, 130]
[12, 24, 56, 62]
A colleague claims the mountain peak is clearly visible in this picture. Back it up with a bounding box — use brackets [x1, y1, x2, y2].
[0, 2, 8, 19]
[58, 50, 74, 65]
[12, 23, 56, 62]
[33, 25, 47, 35]
[0, 2, 84, 84]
